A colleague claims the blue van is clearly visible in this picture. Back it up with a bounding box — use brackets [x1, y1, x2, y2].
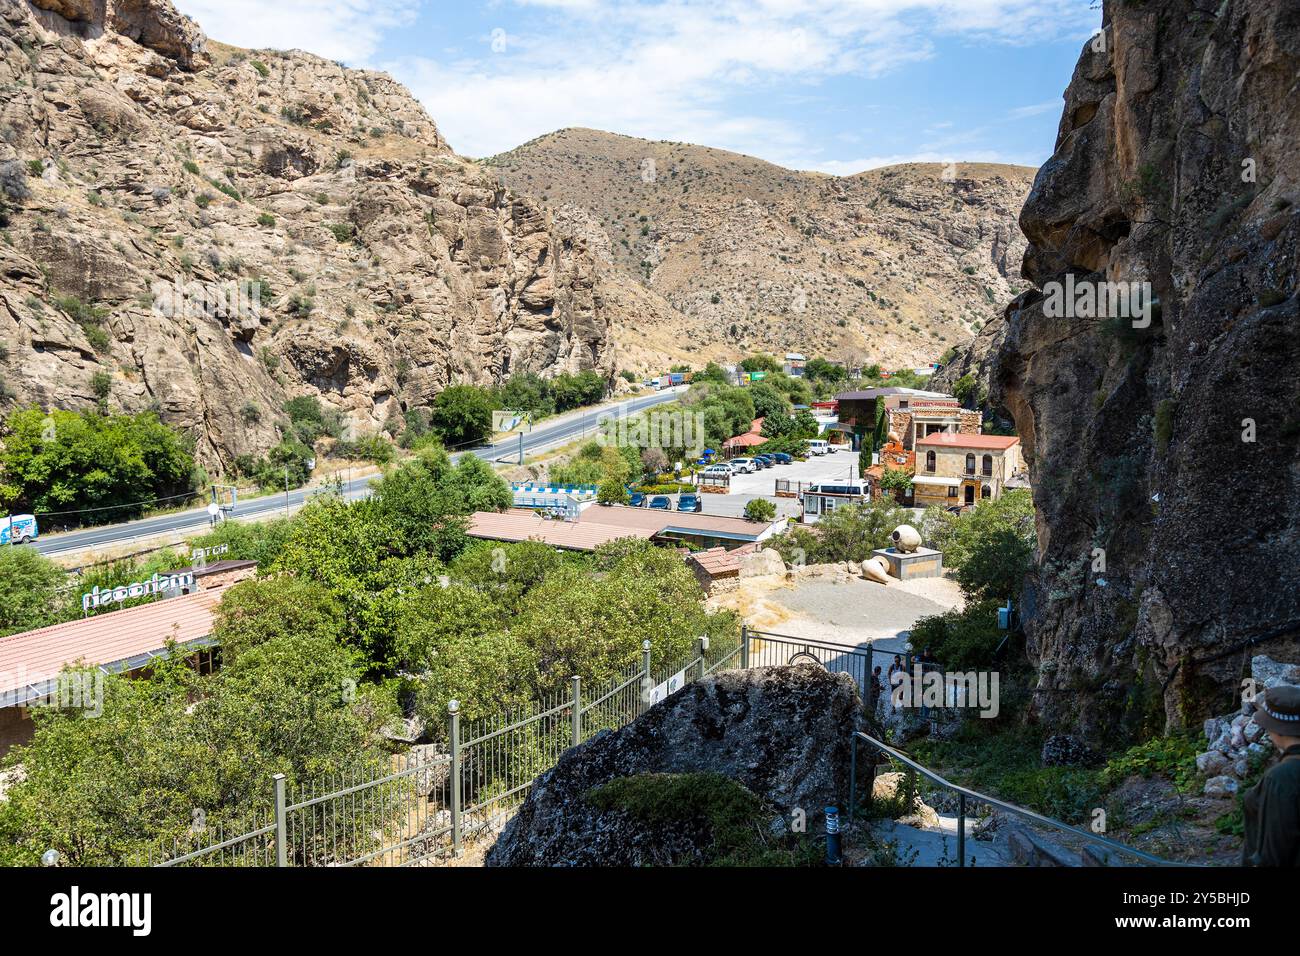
[0, 514, 39, 545]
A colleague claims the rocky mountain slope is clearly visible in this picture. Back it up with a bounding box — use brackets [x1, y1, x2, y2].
[990, 0, 1299, 743]
[486, 128, 1035, 372]
[0, 0, 627, 468]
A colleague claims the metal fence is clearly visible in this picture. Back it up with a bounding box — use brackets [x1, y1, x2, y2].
[144, 627, 946, 867]
[848, 730, 1187, 867]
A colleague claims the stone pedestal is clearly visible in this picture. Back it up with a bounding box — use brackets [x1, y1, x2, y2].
[871, 546, 943, 580]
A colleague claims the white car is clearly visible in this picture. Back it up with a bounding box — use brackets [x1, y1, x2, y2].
[728, 458, 758, 473]
[701, 463, 735, 478]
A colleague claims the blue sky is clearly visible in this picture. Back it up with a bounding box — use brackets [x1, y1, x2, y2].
[175, 0, 1102, 173]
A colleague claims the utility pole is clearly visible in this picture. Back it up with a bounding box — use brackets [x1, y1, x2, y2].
[518, 430, 524, 465]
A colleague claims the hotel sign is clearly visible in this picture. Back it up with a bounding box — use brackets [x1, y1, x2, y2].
[82, 572, 195, 613]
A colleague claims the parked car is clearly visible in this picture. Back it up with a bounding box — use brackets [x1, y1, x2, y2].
[751, 455, 772, 468]
[676, 493, 702, 513]
[702, 463, 735, 477]
[649, 495, 672, 510]
[808, 439, 830, 456]
[729, 458, 758, 473]
[629, 492, 646, 507]
[770, 452, 792, 464]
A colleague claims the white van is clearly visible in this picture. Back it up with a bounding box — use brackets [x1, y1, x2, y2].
[808, 439, 830, 456]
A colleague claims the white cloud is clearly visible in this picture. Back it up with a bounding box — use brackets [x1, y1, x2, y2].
[174, 0, 419, 64]
[393, 0, 1092, 164]
[1006, 100, 1061, 120]
[176, 0, 1091, 172]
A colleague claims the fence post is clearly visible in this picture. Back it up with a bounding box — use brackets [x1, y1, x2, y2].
[640, 640, 652, 715]
[696, 636, 709, 681]
[272, 773, 287, 868]
[448, 700, 462, 857]
[740, 624, 749, 670]
[958, 793, 967, 867]
[571, 676, 582, 746]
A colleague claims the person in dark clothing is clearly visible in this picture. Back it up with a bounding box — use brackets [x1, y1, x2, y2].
[1242, 685, 1300, 867]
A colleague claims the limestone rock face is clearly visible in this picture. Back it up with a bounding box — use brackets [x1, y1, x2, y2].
[0, 0, 619, 470]
[990, 0, 1300, 743]
[486, 665, 862, 866]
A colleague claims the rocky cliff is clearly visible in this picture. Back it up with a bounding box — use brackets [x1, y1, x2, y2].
[488, 129, 1035, 372]
[0, 0, 622, 468]
[991, 0, 1300, 743]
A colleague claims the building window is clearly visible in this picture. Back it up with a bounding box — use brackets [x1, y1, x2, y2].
[899, 400, 909, 410]
[965, 453, 975, 474]
[982, 454, 993, 477]
[981, 484, 992, 499]
[926, 450, 936, 472]
[947, 486, 958, 499]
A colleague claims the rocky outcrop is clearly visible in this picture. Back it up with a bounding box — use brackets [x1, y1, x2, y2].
[990, 0, 1300, 743]
[0, 0, 620, 469]
[486, 664, 862, 866]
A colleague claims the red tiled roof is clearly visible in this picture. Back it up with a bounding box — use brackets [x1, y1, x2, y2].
[0, 585, 231, 707]
[688, 541, 761, 578]
[577, 506, 772, 539]
[916, 433, 1020, 450]
[467, 509, 657, 550]
[723, 432, 767, 448]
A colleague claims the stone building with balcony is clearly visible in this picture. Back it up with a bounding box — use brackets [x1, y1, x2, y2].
[912, 433, 1023, 508]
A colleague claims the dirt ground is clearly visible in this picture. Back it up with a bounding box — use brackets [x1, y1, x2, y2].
[709, 568, 965, 652]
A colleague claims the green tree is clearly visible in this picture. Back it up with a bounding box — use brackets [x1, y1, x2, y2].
[748, 382, 789, 420]
[598, 477, 630, 505]
[211, 575, 346, 664]
[0, 547, 66, 636]
[945, 490, 1036, 601]
[743, 498, 777, 522]
[0, 408, 197, 520]
[0, 634, 381, 866]
[429, 385, 494, 448]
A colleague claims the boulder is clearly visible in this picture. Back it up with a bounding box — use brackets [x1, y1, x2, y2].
[738, 547, 786, 578]
[1041, 734, 1098, 768]
[486, 665, 862, 866]
[1203, 775, 1239, 799]
[1252, 655, 1300, 690]
[1196, 750, 1231, 777]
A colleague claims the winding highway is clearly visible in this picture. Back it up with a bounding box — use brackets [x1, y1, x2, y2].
[29, 387, 685, 558]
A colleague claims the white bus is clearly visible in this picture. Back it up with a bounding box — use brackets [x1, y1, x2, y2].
[808, 439, 830, 455]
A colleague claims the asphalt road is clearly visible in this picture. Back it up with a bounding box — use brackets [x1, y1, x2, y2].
[28, 388, 685, 557]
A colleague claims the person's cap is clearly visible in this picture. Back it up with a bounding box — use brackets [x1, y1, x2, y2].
[1254, 685, 1300, 737]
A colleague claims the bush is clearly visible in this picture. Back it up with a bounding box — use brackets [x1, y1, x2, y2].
[770, 498, 909, 565]
[908, 601, 1005, 671]
[743, 498, 777, 522]
[0, 547, 67, 636]
[945, 490, 1036, 602]
[0, 407, 196, 521]
[597, 477, 630, 505]
[429, 384, 494, 448]
[330, 433, 394, 465]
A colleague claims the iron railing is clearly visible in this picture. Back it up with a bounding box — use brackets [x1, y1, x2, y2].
[848, 730, 1187, 867]
[141, 627, 979, 867]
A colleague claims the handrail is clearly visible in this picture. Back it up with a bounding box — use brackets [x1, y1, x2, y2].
[849, 730, 1190, 867]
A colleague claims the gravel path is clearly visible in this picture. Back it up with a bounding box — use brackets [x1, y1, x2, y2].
[717, 572, 965, 653]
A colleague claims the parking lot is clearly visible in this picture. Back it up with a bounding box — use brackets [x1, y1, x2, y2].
[639, 447, 864, 520]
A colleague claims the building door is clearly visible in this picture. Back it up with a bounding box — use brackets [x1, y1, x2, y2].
[964, 484, 975, 506]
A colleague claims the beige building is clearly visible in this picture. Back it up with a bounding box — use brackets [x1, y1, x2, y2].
[912, 433, 1023, 508]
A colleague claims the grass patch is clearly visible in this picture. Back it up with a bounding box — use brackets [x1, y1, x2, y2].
[585, 772, 821, 866]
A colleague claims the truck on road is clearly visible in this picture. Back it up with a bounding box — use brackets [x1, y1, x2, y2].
[1, 514, 39, 545]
